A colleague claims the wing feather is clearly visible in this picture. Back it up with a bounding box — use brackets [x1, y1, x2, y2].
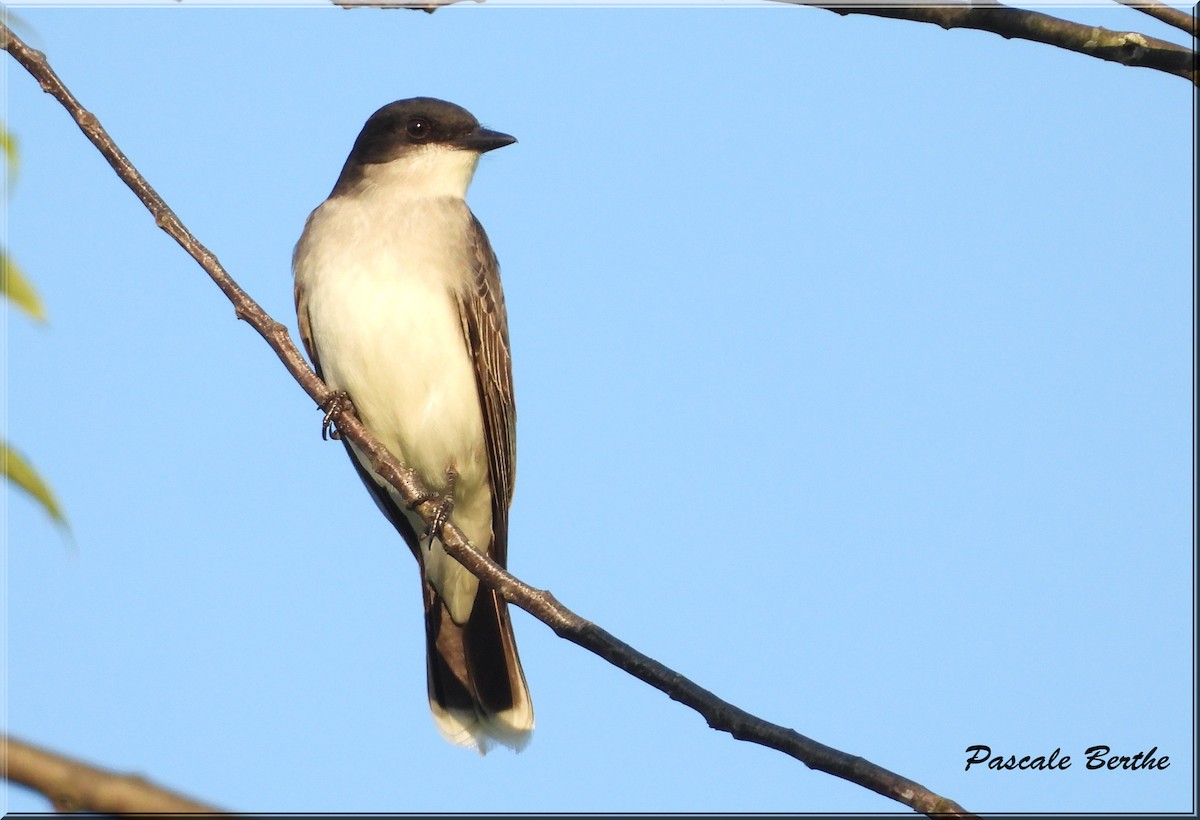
[294, 279, 321, 379]
[456, 214, 516, 567]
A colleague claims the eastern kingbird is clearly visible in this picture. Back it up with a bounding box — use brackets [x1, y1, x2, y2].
[293, 98, 531, 753]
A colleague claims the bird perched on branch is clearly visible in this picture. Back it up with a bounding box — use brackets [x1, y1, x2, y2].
[293, 97, 531, 753]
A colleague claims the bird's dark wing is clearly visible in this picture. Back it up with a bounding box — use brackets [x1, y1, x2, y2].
[456, 212, 516, 567]
[294, 277, 322, 379]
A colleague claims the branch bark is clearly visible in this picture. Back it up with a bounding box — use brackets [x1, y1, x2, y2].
[3, 734, 220, 813]
[1115, 0, 1198, 38]
[334, 0, 1198, 84]
[791, 2, 1197, 85]
[3, 21, 973, 818]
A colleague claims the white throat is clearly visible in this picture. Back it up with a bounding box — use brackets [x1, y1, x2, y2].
[358, 144, 482, 200]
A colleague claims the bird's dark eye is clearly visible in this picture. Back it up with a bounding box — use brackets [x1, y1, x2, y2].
[406, 118, 431, 140]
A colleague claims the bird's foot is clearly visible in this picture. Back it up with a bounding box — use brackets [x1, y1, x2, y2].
[320, 391, 353, 441]
[421, 466, 459, 546]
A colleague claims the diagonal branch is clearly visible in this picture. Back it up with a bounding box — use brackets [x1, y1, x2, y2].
[786, 1, 1197, 84]
[2, 22, 973, 818]
[1114, 0, 1198, 38]
[3, 734, 220, 813]
[334, 0, 1197, 83]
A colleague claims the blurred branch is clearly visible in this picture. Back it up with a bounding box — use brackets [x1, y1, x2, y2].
[3, 734, 220, 813]
[789, 2, 1197, 84]
[2, 22, 974, 818]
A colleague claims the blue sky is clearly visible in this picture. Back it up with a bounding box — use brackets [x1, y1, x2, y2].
[3, 3, 1193, 814]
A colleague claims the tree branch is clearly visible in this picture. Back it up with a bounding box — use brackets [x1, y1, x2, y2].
[787, 1, 1198, 84]
[3, 734, 220, 813]
[1114, 0, 1198, 38]
[3, 22, 973, 818]
[333, 0, 1198, 83]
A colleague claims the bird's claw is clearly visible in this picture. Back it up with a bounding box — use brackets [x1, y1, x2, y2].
[421, 467, 459, 547]
[321, 391, 352, 441]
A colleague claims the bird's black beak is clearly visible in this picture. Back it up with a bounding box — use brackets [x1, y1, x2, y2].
[455, 126, 517, 153]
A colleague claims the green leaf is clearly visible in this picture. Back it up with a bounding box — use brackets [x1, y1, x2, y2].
[3, 440, 68, 527]
[1, 248, 46, 322]
[1, 126, 16, 185]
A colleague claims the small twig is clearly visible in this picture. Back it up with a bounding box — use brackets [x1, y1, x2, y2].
[1114, 0, 1198, 38]
[3, 734, 220, 813]
[333, 0, 465, 11]
[788, 1, 1197, 84]
[3, 22, 973, 817]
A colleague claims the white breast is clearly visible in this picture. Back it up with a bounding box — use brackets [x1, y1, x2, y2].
[294, 177, 493, 622]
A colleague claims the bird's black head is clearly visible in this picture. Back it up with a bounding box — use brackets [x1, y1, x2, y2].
[345, 97, 516, 167]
